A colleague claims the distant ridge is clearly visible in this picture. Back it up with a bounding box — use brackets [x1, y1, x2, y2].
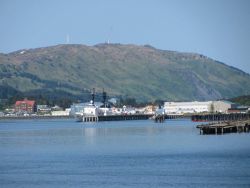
[0, 43, 250, 101]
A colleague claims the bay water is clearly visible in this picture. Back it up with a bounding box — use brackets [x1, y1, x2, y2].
[0, 119, 250, 187]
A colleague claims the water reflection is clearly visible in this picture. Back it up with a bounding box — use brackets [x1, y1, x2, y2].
[1, 119, 250, 188]
[0, 119, 249, 154]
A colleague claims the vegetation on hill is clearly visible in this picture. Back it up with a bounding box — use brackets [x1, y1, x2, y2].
[1, 43, 250, 104]
[229, 95, 250, 106]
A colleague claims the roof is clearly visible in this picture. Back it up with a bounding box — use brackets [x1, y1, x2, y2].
[228, 107, 248, 110]
[71, 102, 104, 108]
[15, 99, 35, 106]
[219, 100, 235, 105]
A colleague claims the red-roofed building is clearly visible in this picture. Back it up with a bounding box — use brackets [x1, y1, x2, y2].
[15, 99, 37, 113]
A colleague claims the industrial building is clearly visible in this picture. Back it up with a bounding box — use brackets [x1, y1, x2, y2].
[212, 100, 236, 113]
[164, 101, 236, 115]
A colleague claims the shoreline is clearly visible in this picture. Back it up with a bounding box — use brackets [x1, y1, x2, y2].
[0, 115, 73, 120]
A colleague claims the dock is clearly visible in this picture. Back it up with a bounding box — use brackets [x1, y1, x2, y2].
[154, 114, 165, 123]
[77, 113, 188, 123]
[0, 115, 73, 120]
[192, 113, 250, 122]
[197, 120, 250, 135]
[78, 114, 152, 122]
[98, 114, 151, 121]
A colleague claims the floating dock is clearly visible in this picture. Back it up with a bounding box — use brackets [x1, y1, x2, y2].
[197, 120, 250, 135]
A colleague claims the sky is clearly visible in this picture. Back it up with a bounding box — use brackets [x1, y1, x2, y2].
[0, 0, 250, 73]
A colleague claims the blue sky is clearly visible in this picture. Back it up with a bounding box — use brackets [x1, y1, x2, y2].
[0, 0, 250, 73]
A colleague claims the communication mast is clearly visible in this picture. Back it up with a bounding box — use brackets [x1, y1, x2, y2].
[91, 88, 95, 105]
[102, 88, 107, 108]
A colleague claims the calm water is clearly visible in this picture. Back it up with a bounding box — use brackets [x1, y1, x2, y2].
[0, 119, 250, 188]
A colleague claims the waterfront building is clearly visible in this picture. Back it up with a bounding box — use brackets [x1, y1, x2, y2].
[51, 105, 63, 111]
[121, 105, 137, 115]
[37, 105, 51, 114]
[164, 101, 212, 114]
[110, 107, 122, 115]
[70, 103, 85, 116]
[144, 105, 156, 114]
[164, 100, 236, 115]
[227, 106, 249, 114]
[99, 107, 113, 116]
[212, 100, 236, 113]
[51, 108, 71, 116]
[70, 102, 102, 116]
[83, 105, 99, 116]
[71, 101, 115, 115]
[15, 99, 36, 113]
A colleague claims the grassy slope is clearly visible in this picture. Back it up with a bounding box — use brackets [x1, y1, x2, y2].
[0, 44, 250, 101]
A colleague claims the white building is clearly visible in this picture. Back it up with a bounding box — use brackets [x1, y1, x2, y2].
[212, 100, 235, 113]
[99, 107, 113, 116]
[70, 103, 100, 116]
[83, 105, 99, 116]
[164, 101, 213, 115]
[164, 100, 235, 115]
[37, 105, 51, 114]
[51, 108, 71, 116]
[0, 112, 4, 117]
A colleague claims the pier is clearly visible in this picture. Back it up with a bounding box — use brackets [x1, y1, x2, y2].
[78, 114, 152, 122]
[98, 114, 151, 121]
[192, 113, 250, 122]
[165, 114, 186, 119]
[197, 120, 250, 135]
[78, 114, 188, 123]
[82, 115, 99, 122]
[154, 115, 165, 123]
[0, 115, 72, 120]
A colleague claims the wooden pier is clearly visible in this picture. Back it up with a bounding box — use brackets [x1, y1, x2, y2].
[82, 115, 98, 122]
[165, 114, 186, 119]
[78, 114, 152, 122]
[154, 115, 165, 123]
[0, 115, 73, 120]
[79, 114, 186, 123]
[197, 120, 250, 135]
[98, 114, 151, 121]
[192, 113, 250, 122]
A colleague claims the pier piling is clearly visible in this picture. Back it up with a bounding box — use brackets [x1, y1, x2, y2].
[197, 120, 250, 135]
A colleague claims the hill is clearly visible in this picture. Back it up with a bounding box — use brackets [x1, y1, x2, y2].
[1, 43, 250, 102]
[229, 95, 250, 106]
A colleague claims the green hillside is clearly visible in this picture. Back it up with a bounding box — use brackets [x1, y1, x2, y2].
[229, 95, 250, 106]
[0, 43, 250, 102]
